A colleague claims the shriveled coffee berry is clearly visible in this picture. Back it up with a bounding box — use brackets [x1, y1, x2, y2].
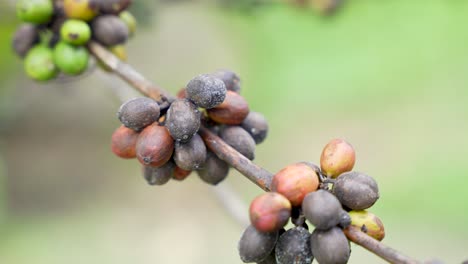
[241, 111, 269, 144]
[249, 192, 291, 233]
[53, 41, 89, 75]
[60, 19, 91, 45]
[172, 166, 191, 181]
[12, 24, 39, 58]
[136, 123, 174, 167]
[310, 227, 350, 264]
[238, 225, 278, 263]
[197, 151, 229, 185]
[24, 45, 58, 81]
[143, 161, 174, 186]
[212, 69, 241, 93]
[186, 74, 226, 109]
[220, 126, 255, 160]
[258, 251, 276, 264]
[271, 162, 320, 206]
[320, 138, 356, 178]
[174, 134, 207, 171]
[165, 99, 201, 143]
[63, 0, 98, 21]
[333, 171, 379, 210]
[275, 226, 313, 264]
[118, 97, 160, 131]
[302, 189, 344, 230]
[207, 91, 249, 125]
[111, 125, 138, 159]
[349, 210, 385, 241]
[92, 15, 129, 46]
[17, 0, 54, 24]
[98, 0, 132, 14]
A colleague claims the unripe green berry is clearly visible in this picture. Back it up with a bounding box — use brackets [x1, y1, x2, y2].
[17, 0, 54, 24]
[24, 45, 58, 81]
[60, 19, 91, 45]
[53, 41, 89, 75]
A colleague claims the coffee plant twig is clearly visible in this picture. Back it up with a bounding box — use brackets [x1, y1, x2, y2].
[88, 41, 420, 264]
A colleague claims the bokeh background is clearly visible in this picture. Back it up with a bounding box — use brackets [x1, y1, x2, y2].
[1, 0, 467, 263]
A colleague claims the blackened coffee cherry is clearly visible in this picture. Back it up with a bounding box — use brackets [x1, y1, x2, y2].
[310, 227, 350, 264]
[241, 111, 269, 144]
[320, 138, 356, 178]
[275, 226, 313, 264]
[302, 189, 345, 230]
[174, 134, 207, 170]
[172, 166, 191, 181]
[349, 210, 385, 241]
[197, 151, 229, 185]
[257, 251, 276, 264]
[207, 91, 249, 125]
[186, 74, 227, 109]
[118, 97, 160, 131]
[271, 162, 320, 206]
[220, 126, 255, 160]
[143, 161, 174, 186]
[212, 69, 241, 93]
[92, 15, 129, 46]
[24, 45, 58, 81]
[238, 225, 278, 263]
[12, 24, 39, 58]
[333, 171, 379, 210]
[111, 125, 139, 159]
[98, 0, 132, 14]
[249, 192, 291, 233]
[136, 123, 174, 167]
[165, 99, 201, 143]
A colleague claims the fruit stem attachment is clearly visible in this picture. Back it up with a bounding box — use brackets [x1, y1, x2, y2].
[89, 41, 419, 264]
[344, 226, 420, 264]
[87, 41, 174, 104]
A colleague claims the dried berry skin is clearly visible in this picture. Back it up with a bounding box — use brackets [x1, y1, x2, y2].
[12, 24, 40, 58]
[17, 0, 54, 24]
[92, 15, 129, 46]
[118, 97, 160, 131]
[111, 125, 138, 159]
[302, 189, 343, 230]
[63, 0, 98, 21]
[60, 19, 91, 45]
[207, 91, 249, 125]
[212, 69, 241, 93]
[275, 227, 313, 264]
[172, 166, 191, 181]
[320, 138, 356, 178]
[98, 0, 132, 14]
[241, 111, 269, 144]
[165, 99, 201, 143]
[271, 162, 320, 206]
[220, 126, 256, 160]
[136, 123, 174, 167]
[143, 161, 174, 186]
[238, 225, 278, 263]
[349, 210, 385, 241]
[258, 251, 277, 264]
[53, 41, 89, 75]
[333, 171, 379, 210]
[186, 74, 227, 109]
[197, 151, 229, 185]
[310, 227, 350, 264]
[24, 45, 58, 81]
[249, 192, 292, 233]
[174, 134, 207, 170]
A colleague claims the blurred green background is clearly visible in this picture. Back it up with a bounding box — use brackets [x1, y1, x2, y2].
[1, 1, 467, 263]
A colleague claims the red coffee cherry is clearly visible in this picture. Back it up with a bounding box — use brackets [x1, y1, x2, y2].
[320, 138, 355, 178]
[136, 123, 174, 167]
[172, 166, 192, 181]
[249, 192, 292, 233]
[111, 125, 139, 159]
[207, 91, 249, 125]
[271, 162, 320, 206]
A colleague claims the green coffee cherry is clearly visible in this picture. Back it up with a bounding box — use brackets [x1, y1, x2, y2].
[119, 11, 137, 37]
[17, 0, 53, 24]
[60, 19, 91, 45]
[24, 45, 58, 81]
[53, 42, 89, 75]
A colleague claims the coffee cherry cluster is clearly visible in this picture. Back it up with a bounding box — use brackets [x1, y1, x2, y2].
[239, 139, 385, 264]
[13, 0, 136, 81]
[111, 70, 270, 186]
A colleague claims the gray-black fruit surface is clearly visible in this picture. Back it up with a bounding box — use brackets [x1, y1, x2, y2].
[311, 227, 350, 264]
[275, 227, 313, 264]
[302, 190, 344, 230]
[186, 74, 226, 109]
[333, 171, 379, 210]
[174, 133, 207, 170]
[197, 151, 229, 185]
[241, 111, 269, 144]
[92, 15, 129, 46]
[220, 126, 255, 160]
[13, 24, 40, 57]
[165, 99, 201, 143]
[238, 225, 278, 263]
[143, 161, 174, 186]
[212, 69, 241, 93]
[118, 97, 160, 131]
